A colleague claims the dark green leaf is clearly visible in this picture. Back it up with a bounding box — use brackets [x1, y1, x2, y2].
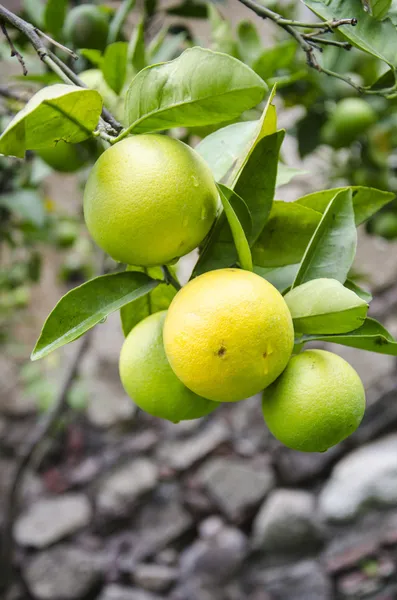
[167, 1, 208, 18]
[253, 41, 296, 80]
[304, 0, 397, 68]
[31, 272, 158, 360]
[0, 85, 102, 159]
[237, 21, 262, 65]
[0, 190, 45, 227]
[128, 18, 146, 73]
[254, 264, 299, 294]
[296, 186, 395, 225]
[124, 47, 266, 134]
[79, 49, 103, 67]
[252, 201, 322, 268]
[102, 42, 129, 94]
[284, 278, 368, 334]
[108, 0, 136, 45]
[44, 0, 68, 37]
[218, 183, 253, 271]
[370, 67, 396, 90]
[295, 317, 397, 355]
[297, 108, 327, 158]
[120, 267, 176, 336]
[344, 279, 373, 303]
[293, 189, 357, 287]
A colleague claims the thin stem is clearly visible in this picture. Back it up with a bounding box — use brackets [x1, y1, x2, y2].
[303, 35, 352, 50]
[0, 334, 91, 594]
[35, 29, 78, 59]
[162, 265, 182, 291]
[0, 20, 27, 75]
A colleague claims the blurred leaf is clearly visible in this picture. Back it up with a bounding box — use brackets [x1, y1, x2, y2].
[44, 0, 68, 37]
[79, 49, 103, 67]
[124, 47, 267, 134]
[295, 317, 397, 355]
[108, 0, 136, 45]
[253, 41, 296, 80]
[23, 0, 45, 28]
[276, 164, 306, 187]
[102, 42, 128, 94]
[363, 0, 392, 19]
[128, 18, 146, 73]
[167, 1, 208, 18]
[344, 279, 373, 303]
[32, 272, 158, 360]
[148, 31, 186, 64]
[285, 278, 368, 334]
[252, 201, 321, 267]
[0, 190, 45, 227]
[297, 107, 327, 158]
[0, 85, 102, 159]
[370, 67, 395, 89]
[254, 263, 299, 293]
[120, 267, 176, 337]
[304, 0, 397, 68]
[208, 4, 237, 56]
[296, 186, 395, 225]
[237, 21, 262, 65]
[293, 189, 356, 288]
[194, 185, 252, 275]
[218, 183, 253, 271]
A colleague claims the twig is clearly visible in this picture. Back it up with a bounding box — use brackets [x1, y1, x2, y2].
[303, 35, 352, 50]
[35, 29, 78, 59]
[0, 20, 27, 75]
[162, 265, 182, 290]
[0, 334, 91, 594]
[0, 4, 124, 134]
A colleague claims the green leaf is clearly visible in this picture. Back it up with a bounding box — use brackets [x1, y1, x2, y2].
[344, 279, 373, 303]
[0, 85, 102, 159]
[252, 201, 322, 268]
[208, 4, 237, 56]
[124, 47, 267, 134]
[296, 108, 327, 158]
[108, 0, 136, 45]
[44, 0, 68, 37]
[254, 263, 299, 293]
[303, 0, 397, 68]
[31, 272, 158, 360]
[148, 31, 186, 64]
[102, 42, 129, 95]
[284, 278, 368, 334]
[235, 131, 284, 242]
[23, 0, 45, 28]
[363, 0, 392, 20]
[194, 185, 253, 276]
[276, 164, 306, 188]
[128, 18, 146, 73]
[237, 21, 262, 65]
[293, 189, 357, 288]
[253, 41, 296, 81]
[120, 267, 176, 336]
[0, 190, 46, 227]
[167, 1, 207, 18]
[295, 317, 397, 355]
[296, 186, 394, 225]
[217, 183, 253, 271]
[79, 49, 103, 67]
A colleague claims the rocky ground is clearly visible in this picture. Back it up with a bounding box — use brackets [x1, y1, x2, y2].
[2, 225, 397, 600]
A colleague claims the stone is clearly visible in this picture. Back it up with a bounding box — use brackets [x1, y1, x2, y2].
[14, 494, 92, 548]
[133, 563, 178, 592]
[157, 420, 229, 471]
[23, 544, 101, 600]
[97, 585, 163, 600]
[274, 444, 343, 484]
[0, 356, 36, 416]
[179, 521, 248, 584]
[349, 387, 397, 445]
[97, 459, 158, 518]
[87, 378, 136, 428]
[354, 228, 397, 292]
[252, 489, 325, 552]
[249, 560, 332, 600]
[319, 434, 397, 522]
[0, 459, 43, 527]
[197, 457, 275, 519]
[323, 530, 381, 574]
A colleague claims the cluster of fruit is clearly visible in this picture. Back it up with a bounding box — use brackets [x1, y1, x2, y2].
[83, 134, 366, 454]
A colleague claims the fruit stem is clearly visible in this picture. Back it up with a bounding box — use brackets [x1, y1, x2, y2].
[162, 265, 182, 291]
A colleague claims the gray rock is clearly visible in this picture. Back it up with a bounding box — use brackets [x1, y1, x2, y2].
[0, 356, 36, 416]
[319, 434, 397, 522]
[197, 457, 275, 519]
[87, 378, 136, 428]
[0, 459, 43, 527]
[274, 444, 343, 484]
[252, 489, 325, 552]
[250, 560, 332, 600]
[355, 228, 397, 292]
[97, 459, 158, 518]
[14, 494, 91, 548]
[180, 519, 248, 584]
[134, 563, 178, 592]
[23, 544, 101, 600]
[157, 421, 229, 471]
[97, 585, 162, 600]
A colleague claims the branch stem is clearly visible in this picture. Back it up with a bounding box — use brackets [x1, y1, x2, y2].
[162, 265, 182, 290]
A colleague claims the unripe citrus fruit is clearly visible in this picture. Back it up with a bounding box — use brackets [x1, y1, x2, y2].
[372, 212, 397, 240]
[37, 141, 88, 173]
[163, 269, 294, 402]
[83, 135, 219, 266]
[119, 311, 219, 422]
[262, 349, 366, 452]
[63, 5, 109, 50]
[322, 98, 376, 148]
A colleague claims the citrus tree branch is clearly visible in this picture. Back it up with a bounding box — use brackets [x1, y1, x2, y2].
[0, 334, 91, 594]
[0, 3, 123, 134]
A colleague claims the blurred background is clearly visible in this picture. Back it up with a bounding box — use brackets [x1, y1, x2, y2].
[1, 1, 397, 599]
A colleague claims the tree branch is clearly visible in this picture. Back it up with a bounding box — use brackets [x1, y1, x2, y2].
[162, 265, 182, 290]
[0, 334, 91, 594]
[0, 20, 27, 75]
[0, 3, 123, 134]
